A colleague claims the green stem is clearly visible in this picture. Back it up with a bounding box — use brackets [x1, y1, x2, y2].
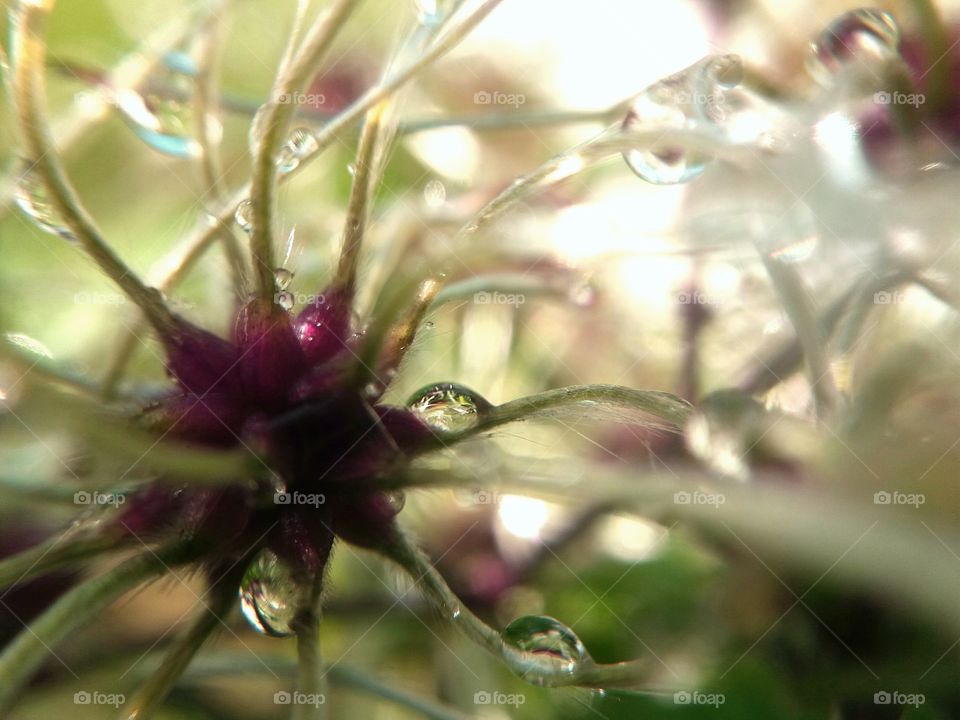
[291, 574, 327, 720]
[11, 0, 178, 338]
[909, 0, 951, 113]
[168, 654, 472, 720]
[192, 9, 247, 295]
[381, 530, 657, 689]
[759, 253, 836, 420]
[0, 525, 123, 590]
[120, 572, 238, 720]
[335, 106, 384, 306]
[248, 0, 362, 304]
[0, 543, 195, 715]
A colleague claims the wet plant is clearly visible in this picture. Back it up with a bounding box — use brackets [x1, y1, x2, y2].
[3, 1, 960, 719]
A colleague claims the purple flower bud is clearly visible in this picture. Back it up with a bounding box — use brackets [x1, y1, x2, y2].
[233, 301, 307, 410]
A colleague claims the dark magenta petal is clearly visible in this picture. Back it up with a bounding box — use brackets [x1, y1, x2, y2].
[164, 323, 241, 395]
[180, 486, 253, 548]
[234, 301, 307, 410]
[330, 492, 399, 549]
[294, 286, 350, 366]
[268, 508, 335, 574]
[374, 405, 434, 454]
[145, 392, 246, 446]
[118, 484, 189, 537]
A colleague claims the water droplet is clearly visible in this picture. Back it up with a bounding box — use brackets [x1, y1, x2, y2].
[347, 163, 357, 176]
[416, 0, 448, 27]
[386, 491, 406, 513]
[115, 63, 200, 159]
[235, 200, 253, 232]
[684, 389, 763, 482]
[13, 162, 76, 241]
[621, 56, 743, 184]
[239, 550, 308, 637]
[276, 127, 319, 173]
[423, 179, 447, 207]
[424, 320, 435, 329]
[274, 267, 294, 290]
[569, 281, 596, 308]
[807, 8, 900, 84]
[502, 615, 589, 682]
[407, 382, 491, 433]
[162, 50, 198, 77]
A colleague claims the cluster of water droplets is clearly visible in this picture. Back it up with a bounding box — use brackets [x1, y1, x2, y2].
[501, 615, 591, 685]
[115, 49, 203, 158]
[406, 382, 491, 433]
[239, 550, 310, 637]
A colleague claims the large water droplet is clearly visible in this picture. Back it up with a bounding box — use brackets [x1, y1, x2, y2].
[407, 382, 490, 433]
[502, 615, 590, 683]
[621, 55, 744, 184]
[13, 162, 76, 241]
[239, 550, 308, 637]
[276, 127, 319, 173]
[115, 71, 200, 158]
[423, 179, 447, 207]
[235, 200, 253, 232]
[807, 8, 900, 84]
[274, 267, 294, 290]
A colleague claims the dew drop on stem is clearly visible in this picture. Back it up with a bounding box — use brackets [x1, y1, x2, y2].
[407, 382, 491, 433]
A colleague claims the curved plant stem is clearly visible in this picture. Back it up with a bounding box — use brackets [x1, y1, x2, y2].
[448, 126, 726, 245]
[0, 526, 122, 590]
[738, 271, 909, 395]
[120, 569, 239, 720]
[192, 9, 247, 295]
[758, 254, 836, 420]
[11, 0, 178, 338]
[169, 0, 507, 294]
[335, 105, 385, 305]
[381, 529, 656, 689]
[291, 573, 328, 720]
[0, 543, 196, 715]
[168, 653, 472, 720]
[248, 0, 362, 304]
[414, 384, 693, 450]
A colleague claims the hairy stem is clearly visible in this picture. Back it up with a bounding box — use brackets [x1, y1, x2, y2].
[248, 0, 361, 304]
[0, 543, 195, 715]
[120, 570, 239, 720]
[12, 0, 178, 338]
